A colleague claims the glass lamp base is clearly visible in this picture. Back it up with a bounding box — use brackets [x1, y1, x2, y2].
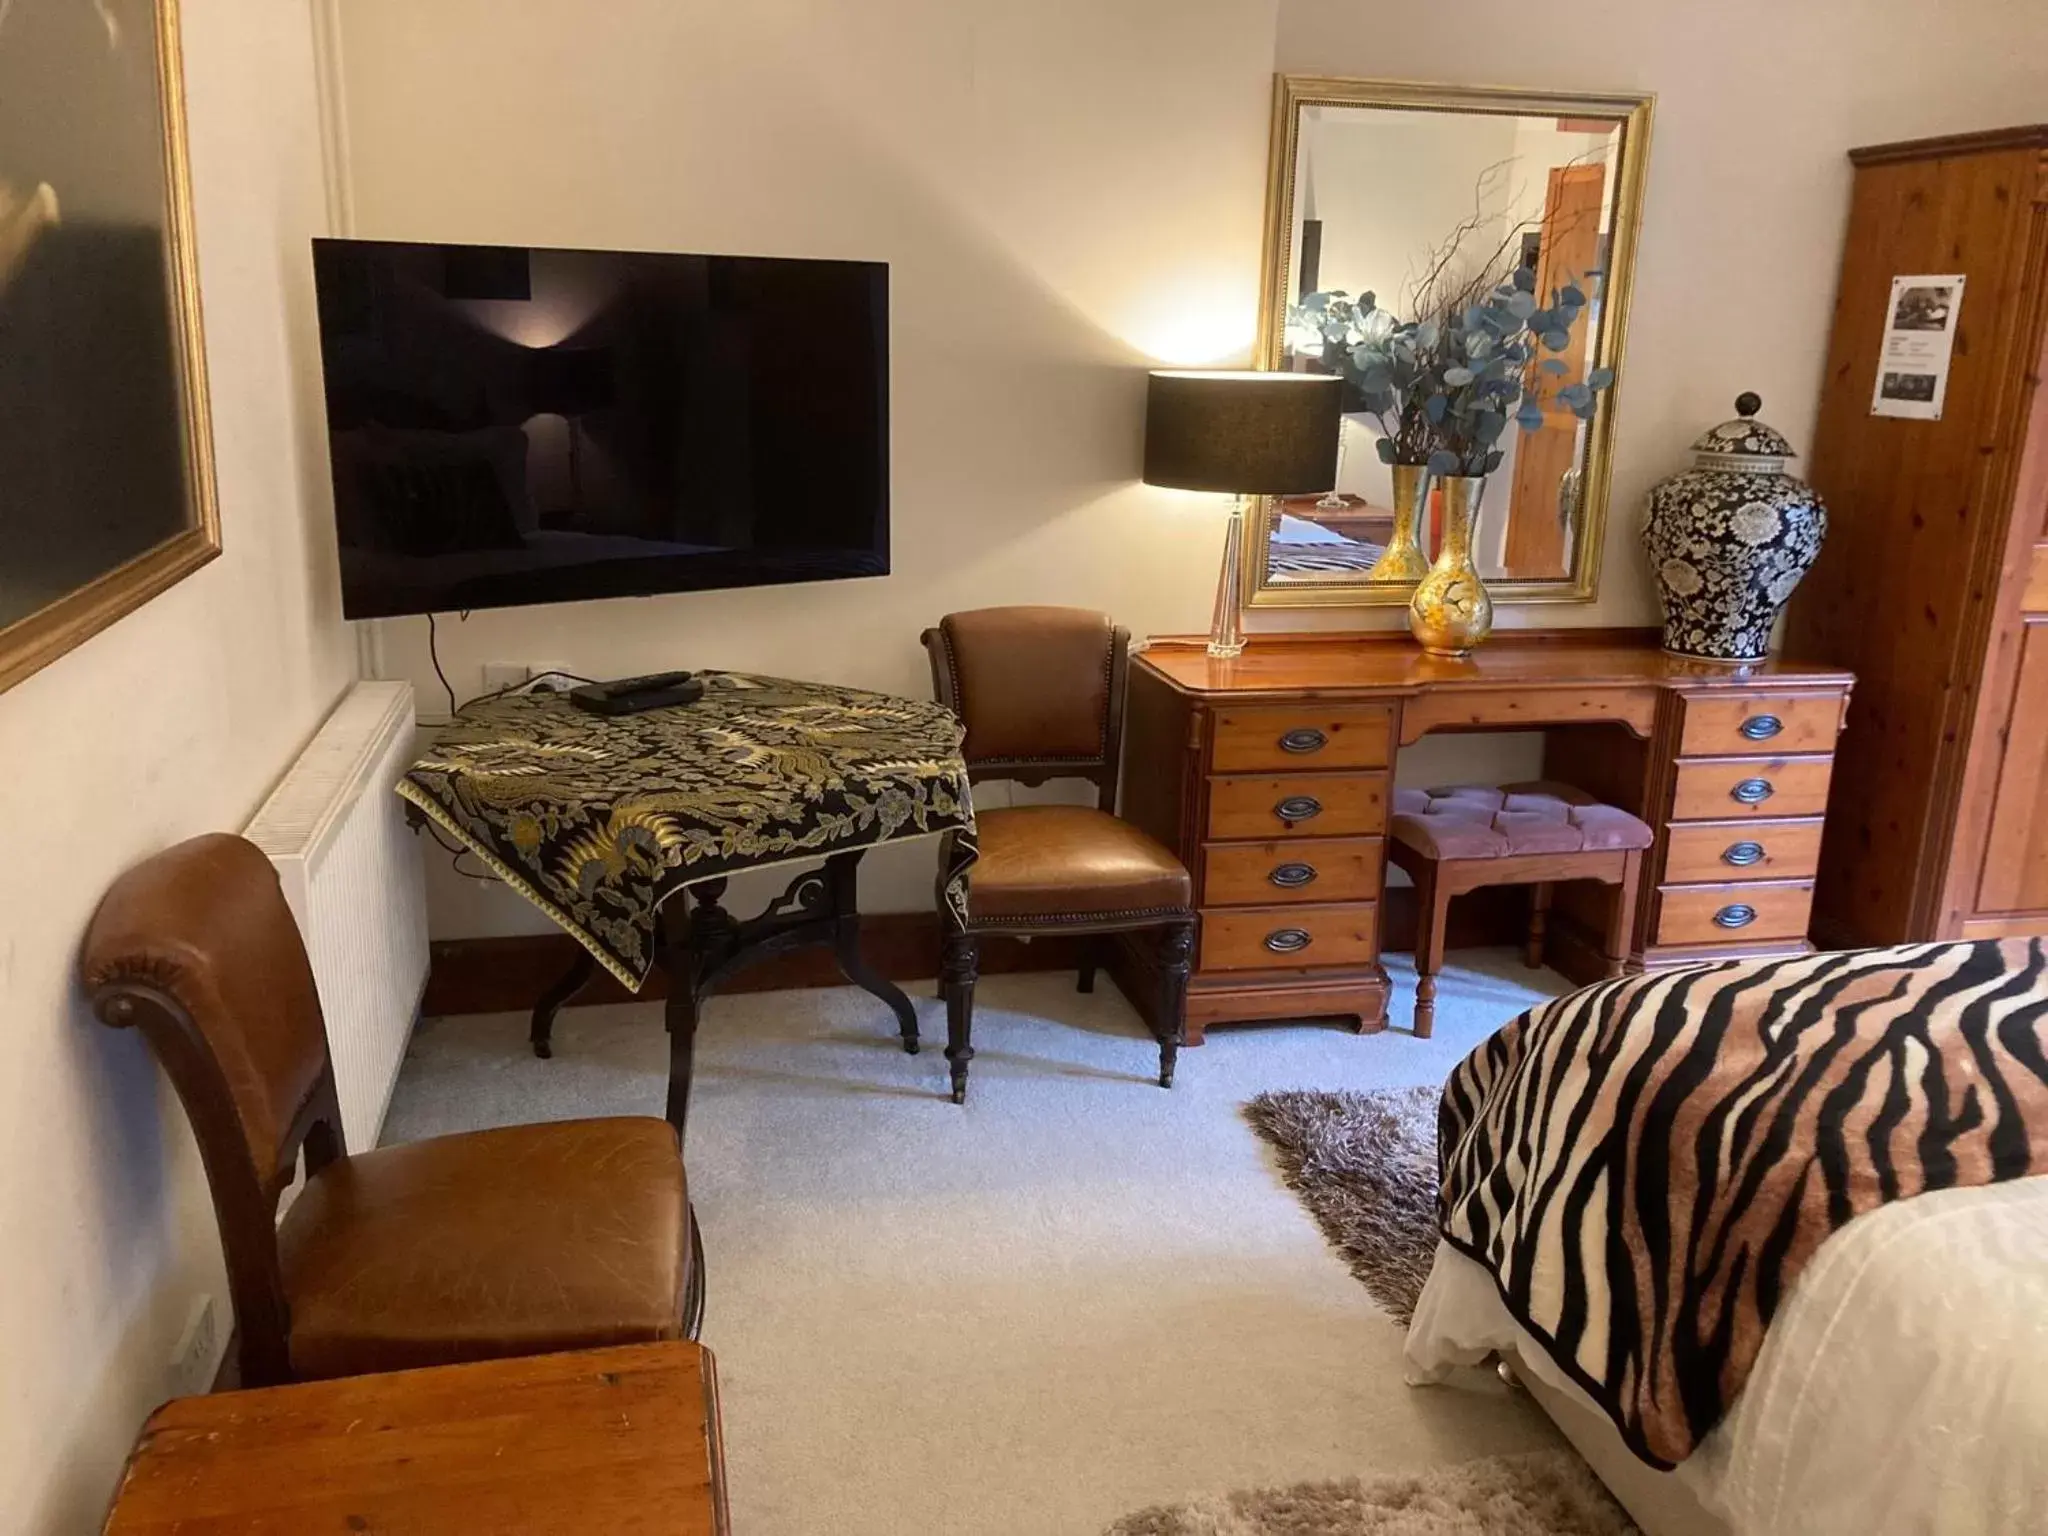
[1208, 495, 1248, 659]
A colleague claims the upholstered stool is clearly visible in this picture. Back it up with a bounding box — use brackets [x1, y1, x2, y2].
[1387, 781, 1653, 1037]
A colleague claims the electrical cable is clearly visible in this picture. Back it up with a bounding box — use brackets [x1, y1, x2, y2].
[426, 612, 456, 715]
[418, 815, 494, 882]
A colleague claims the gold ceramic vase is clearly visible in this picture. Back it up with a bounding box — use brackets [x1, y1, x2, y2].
[1365, 463, 1431, 583]
[1408, 475, 1493, 657]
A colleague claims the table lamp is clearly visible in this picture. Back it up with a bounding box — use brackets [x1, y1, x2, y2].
[527, 346, 615, 513]
[1143, 370, 1342, 658]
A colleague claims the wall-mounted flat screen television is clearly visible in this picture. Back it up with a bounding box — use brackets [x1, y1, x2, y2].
[310, 239, 889, 619]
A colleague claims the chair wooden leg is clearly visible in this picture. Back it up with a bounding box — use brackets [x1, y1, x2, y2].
[940, 929, 979, 1104]
[1526, 881, 1553, 970]
[1605, 848, 1645, 977]
[682, 1205, 706, 1341]
[1414, 863, 1449, 1040]
[1155, 922, 1195, 1088]
[1077, 938, 1099, 995]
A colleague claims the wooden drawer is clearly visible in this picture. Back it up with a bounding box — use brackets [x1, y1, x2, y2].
[1206, 773, 1389, 840]
[1670, 756, 1833, 821]
[1210, 704, 1395, 773]
[1662, 817, 1826, 884]
[1200, 902, 1378, 971]
[1654, 880, 1815, 945]
[1202, 837, 1384, 907]
[1680, 693, 1843, 757]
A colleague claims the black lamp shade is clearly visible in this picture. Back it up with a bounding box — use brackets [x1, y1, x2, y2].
[1142, 370, 1341, 495]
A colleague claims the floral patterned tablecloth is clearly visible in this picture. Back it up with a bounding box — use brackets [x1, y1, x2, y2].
[397, 673, 975, 987]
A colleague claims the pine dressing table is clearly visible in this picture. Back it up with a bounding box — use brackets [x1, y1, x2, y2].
[1117, 629, 1854, 1040]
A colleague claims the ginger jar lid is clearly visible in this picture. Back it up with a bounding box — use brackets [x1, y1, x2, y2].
[1688, 392, 1796, 472]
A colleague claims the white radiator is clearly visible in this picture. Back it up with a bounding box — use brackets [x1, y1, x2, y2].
[246, 681, 429, 1151]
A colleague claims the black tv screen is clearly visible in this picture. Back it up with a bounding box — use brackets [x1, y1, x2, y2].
[310, 239, 889, 619]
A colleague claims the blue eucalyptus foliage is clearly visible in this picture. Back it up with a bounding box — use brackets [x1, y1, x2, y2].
[1288, 264, 1616, 478]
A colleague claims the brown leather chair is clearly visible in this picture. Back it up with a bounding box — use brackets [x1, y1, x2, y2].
[80, 833, 701, 1388]
[923, 607, 1195, 1103]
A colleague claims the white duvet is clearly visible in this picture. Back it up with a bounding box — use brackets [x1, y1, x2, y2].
[1406, 1179, 2048, 1535]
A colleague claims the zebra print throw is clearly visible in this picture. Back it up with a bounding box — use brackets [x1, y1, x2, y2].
[1436, 939, 2048, 1469]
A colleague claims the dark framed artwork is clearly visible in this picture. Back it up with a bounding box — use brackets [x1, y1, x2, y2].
[0, 0, 218, 695]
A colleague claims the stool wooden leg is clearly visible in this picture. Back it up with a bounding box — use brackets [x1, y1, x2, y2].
[1605, 848, 1645, 977]
[1414, 862, 1449, 1040]
[1526, 881, 1553, 970]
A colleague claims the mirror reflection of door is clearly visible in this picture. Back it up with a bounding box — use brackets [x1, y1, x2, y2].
[1504, 160, 1606, 579]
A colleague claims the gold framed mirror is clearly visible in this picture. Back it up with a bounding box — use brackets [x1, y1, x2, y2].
[1245, 76, 1652, 609]
[0, 0, 220, 696]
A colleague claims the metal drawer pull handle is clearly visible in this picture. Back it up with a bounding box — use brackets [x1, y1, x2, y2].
[1731, 778, 1775, 805]
[1279, 727, 1328, 754]
[1740, 714, 1784, 741]
[1714, 904, 1758, 929]
[1269, 862, 1318, 889]
[1275, 795, 1323, 822]
[1722, 841, 1766, 868]
[1265, 928, 1314, 954]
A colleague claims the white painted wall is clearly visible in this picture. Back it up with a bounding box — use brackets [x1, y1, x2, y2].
[1278, 0, 2048, 633]
[328, 0, 2048, 935]
[0, 2, 356, 1528]
[334, 0, 1284, 932]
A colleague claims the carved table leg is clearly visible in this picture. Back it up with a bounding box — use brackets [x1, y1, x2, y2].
[657, 887, 727, 1143]
[940, 927, 979, 1105]
[823, 850, 919, 1053]
[1155, 921, 1195, 1088]
[529, 949, 597, 1059]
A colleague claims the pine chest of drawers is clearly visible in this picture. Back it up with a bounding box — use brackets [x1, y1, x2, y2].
[1118, 631, 1853, 1042]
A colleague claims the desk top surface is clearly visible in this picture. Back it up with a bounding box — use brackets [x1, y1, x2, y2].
[104, 1342, 727, 1536]
[1134, 629, 1854, 698]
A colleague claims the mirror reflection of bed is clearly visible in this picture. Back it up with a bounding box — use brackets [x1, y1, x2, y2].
[1265, 493, 1392, 577]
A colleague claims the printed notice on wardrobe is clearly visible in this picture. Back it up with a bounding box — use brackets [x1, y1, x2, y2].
[1871, 274, 1964, 420]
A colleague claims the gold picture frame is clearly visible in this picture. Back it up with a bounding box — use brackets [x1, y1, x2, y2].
[1244, 75, 1654, 610]
[0, 0, 220, 696]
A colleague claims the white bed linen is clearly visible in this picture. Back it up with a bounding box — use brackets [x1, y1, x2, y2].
[1406, 1179, 2048, 1535]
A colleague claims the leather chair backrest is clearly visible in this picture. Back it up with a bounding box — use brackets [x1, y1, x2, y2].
[923, 606, 1129, 807]
[81, 833, 345, 1384]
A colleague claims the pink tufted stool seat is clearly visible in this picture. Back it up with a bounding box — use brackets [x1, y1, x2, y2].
[1391, 782, 1654, 861]
[1386, 781, 1650, 1038]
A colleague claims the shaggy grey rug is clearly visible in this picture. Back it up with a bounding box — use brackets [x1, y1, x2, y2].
[1103, 1451, 1638, 1535]
[1242, 1087, 1441, 1325]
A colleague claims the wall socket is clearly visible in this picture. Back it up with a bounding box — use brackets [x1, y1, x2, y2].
[480, 662, 531, 694]
[168, 1293, 221, 1399]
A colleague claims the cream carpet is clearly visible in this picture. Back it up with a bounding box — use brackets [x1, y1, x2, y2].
[382, 950, 1573, 1535]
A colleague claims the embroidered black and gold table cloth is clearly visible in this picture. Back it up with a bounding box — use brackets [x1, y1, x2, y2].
[397, 673, 976, 987]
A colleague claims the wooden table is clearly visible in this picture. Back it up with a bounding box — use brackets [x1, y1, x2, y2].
[103, 1342, 730, 1534]
[397, 673, 976, 1138]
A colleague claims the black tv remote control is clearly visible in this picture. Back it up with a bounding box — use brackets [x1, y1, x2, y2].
[569, 671, 706, 716]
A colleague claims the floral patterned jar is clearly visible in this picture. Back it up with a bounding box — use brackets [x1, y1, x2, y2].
[1644, 393, 1828, 663]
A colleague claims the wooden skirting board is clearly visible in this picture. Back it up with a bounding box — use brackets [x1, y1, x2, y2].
[422, 887, 1535, 1021]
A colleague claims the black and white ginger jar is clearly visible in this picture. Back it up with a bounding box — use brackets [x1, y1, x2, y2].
[1644, 393, 1828, 663]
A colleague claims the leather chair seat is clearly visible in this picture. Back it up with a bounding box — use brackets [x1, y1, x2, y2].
[278, 1117, 689, 1380]
[966, 804, 1192, 925]
[1391, 781, 1655, 861]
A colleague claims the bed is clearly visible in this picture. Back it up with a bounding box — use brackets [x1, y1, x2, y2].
[1405, 941, 2048, 1535]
